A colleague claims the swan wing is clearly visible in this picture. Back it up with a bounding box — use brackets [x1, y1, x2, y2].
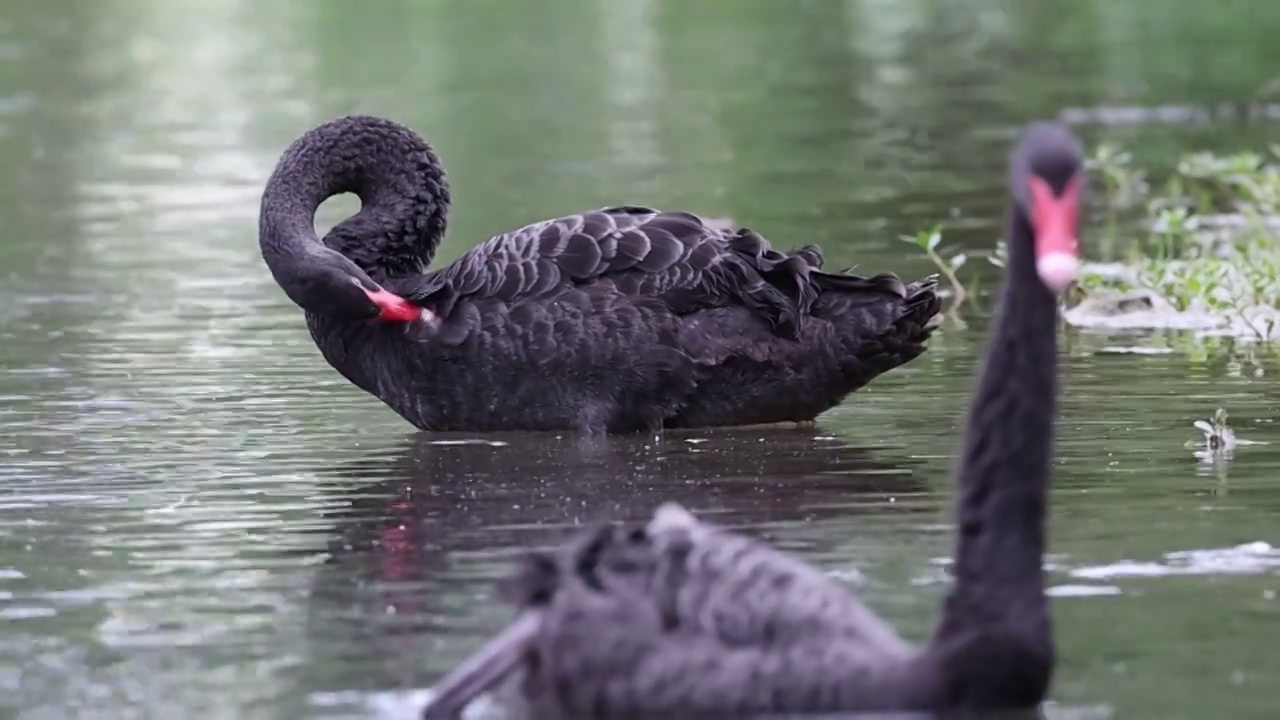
[401, 205, 906, 338]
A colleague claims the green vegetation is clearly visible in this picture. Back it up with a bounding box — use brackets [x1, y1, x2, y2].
[911, 142, 1280, 342]
[899, 226, 984, 317]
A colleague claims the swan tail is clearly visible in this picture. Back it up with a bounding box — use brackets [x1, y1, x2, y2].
[821, 269, 941, 351]
[707, 235, 945, 393]
[892, 274, 944, 360]
[723, 231, 940, 341]
[901, 273, 945, 335]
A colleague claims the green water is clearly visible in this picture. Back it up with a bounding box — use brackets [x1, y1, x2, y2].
[1, 1, 1279, 718]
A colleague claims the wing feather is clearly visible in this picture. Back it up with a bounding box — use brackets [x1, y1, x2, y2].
[399, 205, 910, 339]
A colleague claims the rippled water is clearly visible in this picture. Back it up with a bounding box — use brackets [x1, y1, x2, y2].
[1, 2, 1279, 719]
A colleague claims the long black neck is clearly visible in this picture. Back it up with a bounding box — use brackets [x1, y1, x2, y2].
[933, 207, 1059, 639]
[258, 115, 450, 287]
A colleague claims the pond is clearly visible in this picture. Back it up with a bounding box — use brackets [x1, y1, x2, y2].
[1, 1, 1278, 718]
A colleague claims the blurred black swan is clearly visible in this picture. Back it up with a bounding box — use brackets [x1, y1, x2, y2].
[417, 121, 1084, 718]
[258, 115, 942, 434]
[302, 428, 928, 693]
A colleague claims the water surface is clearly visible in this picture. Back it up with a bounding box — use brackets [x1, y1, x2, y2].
[1, 2, 1279, 719]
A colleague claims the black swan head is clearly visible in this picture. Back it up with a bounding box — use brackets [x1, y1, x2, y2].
[1006, 121, 1086, 294]
[258, 115, 449, 325]
[265, 246, 423, 323]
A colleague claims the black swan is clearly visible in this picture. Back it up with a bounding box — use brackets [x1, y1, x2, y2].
[257, 115, 942, 434]
[416, 121, 1084, 718]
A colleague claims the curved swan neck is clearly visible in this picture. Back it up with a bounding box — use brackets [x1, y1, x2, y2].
[259, 115, 450, 287]
[939, 206, 1058, 631]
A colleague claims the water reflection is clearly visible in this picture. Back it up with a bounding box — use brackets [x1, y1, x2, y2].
[304, 429, 930, 688]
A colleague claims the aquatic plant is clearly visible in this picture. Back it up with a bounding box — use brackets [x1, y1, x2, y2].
[1067, 144, 1280, 342]
[1187, 407, 1237, 483]
[898, 228, 1008, 319]
[1088, 142, 1149, 213]
[909, 143, 1280, 343]
[898, 225, 973, 316]
[1192, 407, 1236, 451]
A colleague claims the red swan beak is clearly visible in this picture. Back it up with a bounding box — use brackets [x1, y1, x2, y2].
[1028, 173, 1082, 293]
[364, 287, 432, 323]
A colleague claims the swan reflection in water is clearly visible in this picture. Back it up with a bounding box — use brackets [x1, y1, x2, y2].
[301, 427, 934, 702]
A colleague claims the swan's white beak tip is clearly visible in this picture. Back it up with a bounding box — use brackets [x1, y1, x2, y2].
[1036, 251, 1079, 293]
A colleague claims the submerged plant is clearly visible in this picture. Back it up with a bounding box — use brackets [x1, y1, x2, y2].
[1186, 407, 1267, 478]
[1192, 408, 1236, 452]
[1189, 407, 1238, 484]
[898, 225, 974, 317]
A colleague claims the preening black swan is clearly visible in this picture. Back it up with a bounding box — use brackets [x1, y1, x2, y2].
[416, 121, 1085, 718]
[258, 115, 942, 434]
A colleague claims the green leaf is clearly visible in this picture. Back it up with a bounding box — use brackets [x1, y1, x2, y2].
[926, 231, 942, 253]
